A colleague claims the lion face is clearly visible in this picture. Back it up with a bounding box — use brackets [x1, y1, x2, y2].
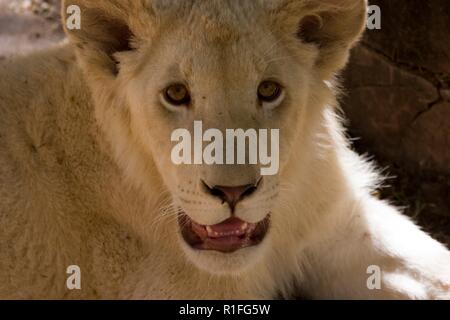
[64, 0, 366, 274]
[122, 17, 315, 273]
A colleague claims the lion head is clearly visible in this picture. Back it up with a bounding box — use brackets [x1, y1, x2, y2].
[63, 0, 366, 274]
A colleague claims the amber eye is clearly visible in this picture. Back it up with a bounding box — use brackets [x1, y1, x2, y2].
[258, 81, 282, 102]
[163, 84, 191, 106]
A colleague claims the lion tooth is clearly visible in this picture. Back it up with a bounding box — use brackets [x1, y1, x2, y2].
[241, 222, 248, 231]
[206, 226, 217, 237]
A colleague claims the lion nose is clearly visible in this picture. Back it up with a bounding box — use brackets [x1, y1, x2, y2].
[207, 183, 258, 212]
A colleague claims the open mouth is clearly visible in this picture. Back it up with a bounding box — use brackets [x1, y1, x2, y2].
[178, 214, 270, 253]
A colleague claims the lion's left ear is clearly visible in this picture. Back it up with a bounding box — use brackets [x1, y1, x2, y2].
[270, 0, 367, 79]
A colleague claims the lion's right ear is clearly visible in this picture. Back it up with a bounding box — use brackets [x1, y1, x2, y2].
[62, 0, 154, 77]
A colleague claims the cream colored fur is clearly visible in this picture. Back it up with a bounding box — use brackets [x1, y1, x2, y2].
[0, 0, 449, 299]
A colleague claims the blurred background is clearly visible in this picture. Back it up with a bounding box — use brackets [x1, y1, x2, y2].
[0, 0, 448, 246]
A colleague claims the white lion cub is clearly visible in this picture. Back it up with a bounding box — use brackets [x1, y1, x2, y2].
[0, 0, 448, 299]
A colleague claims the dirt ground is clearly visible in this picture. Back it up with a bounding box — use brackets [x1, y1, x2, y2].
[0, 0, 63, 58]
[1, 0, 449, 248]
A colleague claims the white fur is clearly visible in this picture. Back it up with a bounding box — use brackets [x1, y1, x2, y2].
[0, 0, 448, 299]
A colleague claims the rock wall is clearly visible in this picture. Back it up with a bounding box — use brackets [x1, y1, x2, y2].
[343, 0, 450, 174]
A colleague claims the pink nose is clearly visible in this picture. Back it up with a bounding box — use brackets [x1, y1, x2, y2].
[209, 184, 257, 212]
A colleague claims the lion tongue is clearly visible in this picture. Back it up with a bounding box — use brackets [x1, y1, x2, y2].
[205, 217, 249, 239]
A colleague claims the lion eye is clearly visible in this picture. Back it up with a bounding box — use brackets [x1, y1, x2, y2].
[258, 81, 282, 102]
[164, 84, 191, 106]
